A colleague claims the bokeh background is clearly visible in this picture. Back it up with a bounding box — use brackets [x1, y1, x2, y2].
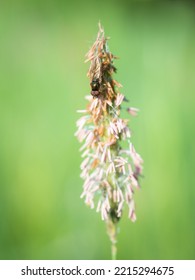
[0, 0, 195, 259]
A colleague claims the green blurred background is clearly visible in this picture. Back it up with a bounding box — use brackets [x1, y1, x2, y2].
[0, 0, 195, 259]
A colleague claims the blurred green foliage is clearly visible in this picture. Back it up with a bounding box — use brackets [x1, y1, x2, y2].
[0, 0, 195, 259]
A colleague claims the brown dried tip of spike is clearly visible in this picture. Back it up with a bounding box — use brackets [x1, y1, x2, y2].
[85, 23, 105, 63]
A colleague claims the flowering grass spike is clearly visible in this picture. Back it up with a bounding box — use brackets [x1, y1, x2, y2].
[75, 24, 143, 259]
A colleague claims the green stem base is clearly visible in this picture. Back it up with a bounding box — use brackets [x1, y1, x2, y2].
[106, 219, 118, 260]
